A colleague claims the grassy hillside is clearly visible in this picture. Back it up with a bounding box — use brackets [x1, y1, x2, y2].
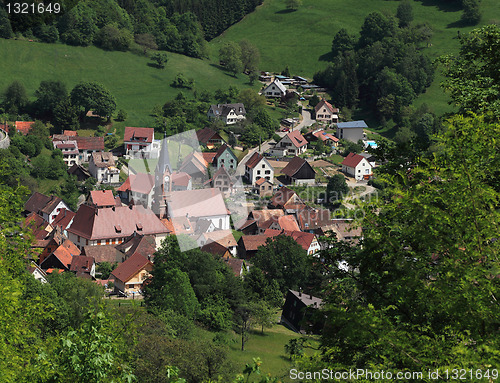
[0, 39, 257, 127]
[211, 0, 500, 117]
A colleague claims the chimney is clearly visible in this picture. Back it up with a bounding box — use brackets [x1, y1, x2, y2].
[129, 205, 133, 210]
[310, 294, 313, 299]
[299, 290, 302, 297]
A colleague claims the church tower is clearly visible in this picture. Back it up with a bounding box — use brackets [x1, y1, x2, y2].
[152, 134, 172, 218]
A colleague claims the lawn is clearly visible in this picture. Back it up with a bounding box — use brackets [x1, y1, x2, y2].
[0, 39, 259, 128]
[211, 0, 500, 120]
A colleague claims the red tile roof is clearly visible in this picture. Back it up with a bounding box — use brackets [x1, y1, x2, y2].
[262, 229, 316, 252]
[63, 130, 78, 136]
[171, 172, 191, 187]
[90, 190, 116, 207]
[75, 136, 104, 151]
[341, 152, 364, 168]
[286, 130, 308, 148]
[270, 187, 298, 208]
[24, 212, 51, 240]
[52, 209, 76, 231]
[202, 241, 230, 257]
[166, 188, 228, 219]
[245, 152, 264, 169]
[202, 152, 217, 164]
[196, 127, 223, 145]
[240, 235, 271, 251]
[68, 204, 169, 240]
[117, 173, 154, 195]
[313, 130, 339, 142]
[15, 121, 35, 135]
[124, 127, 154, 143]
[111, 253, 152, 283]
[201, 229, 237, 248]
[255, 178, 267, 186]
[276, 215, 300, 231]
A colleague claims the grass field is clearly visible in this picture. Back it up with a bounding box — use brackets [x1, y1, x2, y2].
[0, 39, 258, 128]
[211, 0, 500, 118]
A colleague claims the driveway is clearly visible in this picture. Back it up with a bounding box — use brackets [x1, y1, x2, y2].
[343, 180, 376, 209]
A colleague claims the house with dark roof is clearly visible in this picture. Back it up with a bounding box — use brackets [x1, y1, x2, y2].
[110, 253, 153, 294]
[263, 229, 320, 256]
[70, 255, 96, 278]
[207, 166, 236, 197]
[89, 152, 120, 184]
[244, 152, 274, 185]
[282, 290, 324, 333]
[115, 233, 157, 261]
[314, 99, 339, 124]
[196, 127, 225, 149]
[263, 78, 287, 98]
[237, 234, 272, 259]
[24, 212, 52, 240]
[67, 204, 170, 249]
[270, 186, 302, 209]
[341, 152, 373, 180]
[336, 120, 367, 143]
[40, 239, 81, 271]
[51, 208, 76, 236]
[83, 245, 123, 265]
[123, 127, 160, 159]
[201, 241, 231, 258]
[223, 257, 250, 277]
[67, 163, 91, 181]
[74, 136, 105, 162]
[296, 207, 332, 233]
[197, 229, 237, 256]
[178, 152, 210, 182]
[212, 144, 238, 172]
[24, 192, 71, 225]
[207, 103, 246, 125]
[271, 130, 308, 156]
[281, 157, 316, 185]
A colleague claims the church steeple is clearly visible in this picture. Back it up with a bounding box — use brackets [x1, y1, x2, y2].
[152, 134, 172, 217]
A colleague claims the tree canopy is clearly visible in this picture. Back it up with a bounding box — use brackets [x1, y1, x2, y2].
[70, 82, 116, 119]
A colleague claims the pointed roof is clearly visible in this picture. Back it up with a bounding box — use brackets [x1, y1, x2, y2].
[196, 127, 223, 145]
[124, 127, 154, 143]
[284, 130, 308, 148]
[282, 157, 315, 178]
[111, 253, 152, 283]
[245, 152, 264, 169]
[213, 143, 235, 161]
[52, 209, 76, 231]
[89, 190, 116, 207]
[266, 78, 287, 94]
[341, 152, 365, 168]
[155, 135, 171, 176]
[70, 256, 94, 274]
[314, 99, 335, 114]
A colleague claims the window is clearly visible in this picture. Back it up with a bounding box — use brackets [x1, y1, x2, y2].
[257, 170, 261, 175]
[219, 218, 222, 228]
[77, 235, 80, 242]
[265, 170, 270, 174]
[86, 239, 89, 246]
[262, 164, 265, 168]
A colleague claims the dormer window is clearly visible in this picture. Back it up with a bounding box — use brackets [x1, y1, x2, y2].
[115, 225, 122, 233]
[136, 223, 143, 231]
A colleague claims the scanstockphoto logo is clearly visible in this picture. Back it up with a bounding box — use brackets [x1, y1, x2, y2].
[125, 130, 374, 252]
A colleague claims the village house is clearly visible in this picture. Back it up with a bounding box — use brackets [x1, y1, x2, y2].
[24, 192, 71, 225]
[319, 219, 363, 243]
[123, 127, 160, 159]
[51, 134, 105, 163]
[314, 99, 339, 124]
[281, 157, 316, 185]
[305, 129, 339, 148]
[87, 189, 118, 209]
[263, 229, 320, 256]
[51, 208, 76, 237]
[69, 255, 96, 279]
[117, 173, 155, 208]
[15, 121, 35, 135]
[262, 78, 287, 98]
[336, 120, 367, 143]
[222, 257, 250, 277]
[40, 239, 81, 271]
[196, 127, 225, 149]
[341, 152, 373, 180]
[67, 163, 91, 181]
[281, 290, 324, 333]
[165, 188, 231, 230]
[110, 253, 153, 295]
[89, 152, 120, 184]
[253, 178, 274, 197]
[178, 152, 210, 182]
[244, 152, 274, 185]
[67, 204, 171, 249]
[197, 229, 237, 256]
[207, 166, 236, 197]
[171, 171, 192, 191]
[267, 215, 300, 232]
[237, 234, 271, 259]
[271, 130, 308, 157]
[53, 140, 79, 166]
[270, 186, 302, 209]
[207, 103, 246, 125]
[212, 144, 238, 171]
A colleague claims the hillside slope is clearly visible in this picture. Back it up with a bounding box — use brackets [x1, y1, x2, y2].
[211, 0, 500, 116]
[0, 39, 256, 127]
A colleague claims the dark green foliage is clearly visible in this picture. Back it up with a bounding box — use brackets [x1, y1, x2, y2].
[358, 11, 397, 48]
[340, 139, 363, 155]
[396, 0, 413, 28]
[252, 235, 311, 293]
[96, 262, 115, 279]
[53, 97, 80, 131]
[2, 80, 28, 115]
[150, 52, 168, 68]
[326, 174, 349, 204]
[281, 65, 291, 77]
[116, 109, 127, 121]
[34, 80, 68, 119]
[285, 0, 302, 11]
[95, 23, 133, 51]
[219, 41, 243, 76]
[239, 39, 260, 73]
[331, 28, 356, 57]
[0, 8, 13, 39]
[171, 73, 194, 89]
[461, 0, 481, 25]
[35, 23, 59, 43]
[244, 266, 283, 307]
[438, 24, 500, 119]
[70, 82, 116, 119]
[59, 3, 99, 47]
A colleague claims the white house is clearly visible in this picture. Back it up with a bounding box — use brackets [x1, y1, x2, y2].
[24, 192, 71, 225]
[314, 99, 339, 124]
[89, 152, 120, 184]
[271, 130, 308, 157]
[117, 173, 155, 209]
[336, 121, 367, 143]
[165, 188, 231, 230]
[263, 78, 287, 98]
[124, 127, 160, 159]
[207, 103, 246, 125]
[244, 152, 274, 185]
[53, 140, 80, 167]
[341, 152, 373, 180]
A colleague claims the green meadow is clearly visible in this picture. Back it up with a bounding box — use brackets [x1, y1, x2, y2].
[211, 0, 500, 117]
[0, 39, 257, 128]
